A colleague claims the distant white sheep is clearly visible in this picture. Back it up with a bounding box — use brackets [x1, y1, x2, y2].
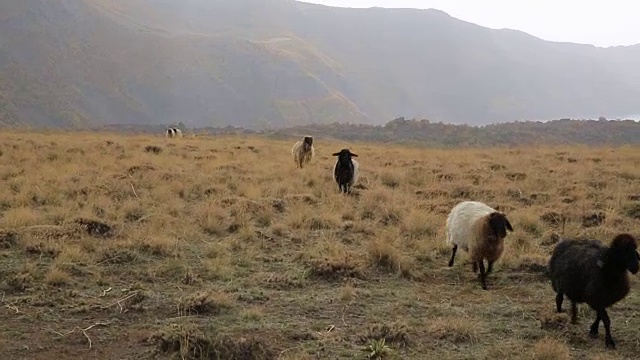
[445, 200, 514, 290]
[332, 148, 359, 194]
[291, 136, 315, 168]
[165, 128, 183, 138]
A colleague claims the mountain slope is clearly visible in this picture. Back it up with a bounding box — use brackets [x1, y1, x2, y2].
[293, 4, 640, 124]
[0, 0, 368, 128]
[0, 0, 639, 128]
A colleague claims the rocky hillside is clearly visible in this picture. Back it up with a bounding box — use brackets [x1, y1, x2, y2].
[0, 0, 639, 128]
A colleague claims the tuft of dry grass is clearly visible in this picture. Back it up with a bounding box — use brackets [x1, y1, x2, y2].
[426, 317, 483, 344]
[134, 234, 180, 257]
[339, 283, 357, 301]
[178, 290, 235, 316]
[151, 323, 275, 360]
[0, 131, 639, 359]
[359, 322, 411, 348]
[44, 265, 72, 286]
[530, 338, 572, 360]
[306, 254, 365, 281]
[367, 233, 416, 278]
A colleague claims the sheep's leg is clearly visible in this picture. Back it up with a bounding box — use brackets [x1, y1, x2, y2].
[448, 245, 458, 267]
[589, 312, 601, 338]
[600, 309, 615, 349]
[571, 301, 578, 324]
[477, 260, 488, 290]
[555, 292, 564, 313]
[591, 309, 615, 349]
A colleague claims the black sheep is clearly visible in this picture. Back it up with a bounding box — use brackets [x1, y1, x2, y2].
[332, 149, 359, 194]
[548, 233, 640, 349]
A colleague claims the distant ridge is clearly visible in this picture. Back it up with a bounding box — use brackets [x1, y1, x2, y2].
[86, 118, 640, 147]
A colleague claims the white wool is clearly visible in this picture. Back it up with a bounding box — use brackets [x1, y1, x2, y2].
[352, 159, 359, 185]
[291, 141, 302, 159]
[291, 138, 315, 168]
[165, 128, 183, 138]
[445, 201, 496, 251]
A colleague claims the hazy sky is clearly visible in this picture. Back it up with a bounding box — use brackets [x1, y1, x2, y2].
[299, 0, 639, 47]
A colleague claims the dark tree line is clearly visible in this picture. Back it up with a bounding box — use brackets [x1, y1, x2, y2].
[266, 118, 640, 147]
[94, 117, 640, 148]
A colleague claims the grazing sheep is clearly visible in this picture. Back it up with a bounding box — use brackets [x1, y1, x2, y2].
[165, 128, 183, 138]
[548, 234, 639, 349]
[291, 136, 315, 168]
[446, 201, 514, 290]
[332, 149, 359, 194]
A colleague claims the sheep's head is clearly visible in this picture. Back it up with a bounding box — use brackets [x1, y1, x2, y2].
[332, 149, 358, 164]
[600, 233, 640, 274]
[488, 212, 514, 239]
[303, 136, 313, 148]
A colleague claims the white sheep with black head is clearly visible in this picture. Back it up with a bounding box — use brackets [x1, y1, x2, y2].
[165, 128, 183, 138]
[332, 148, 359, 194]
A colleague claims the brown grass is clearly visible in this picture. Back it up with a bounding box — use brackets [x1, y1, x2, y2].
[0, 130, 639, 359]
[530, 338, 572, 360]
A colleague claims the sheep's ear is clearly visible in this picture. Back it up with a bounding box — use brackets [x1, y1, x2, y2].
[332, 152, 340, 156]
[350, 153, 358, 157]
[505, 218, 514, 232]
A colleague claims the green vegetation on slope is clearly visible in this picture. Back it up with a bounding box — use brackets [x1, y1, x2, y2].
[268, 118, 640, 147]
[0, 0, 639, 128]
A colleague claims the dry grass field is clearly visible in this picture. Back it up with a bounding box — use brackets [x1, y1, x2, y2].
[1, 130, 640, 360]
